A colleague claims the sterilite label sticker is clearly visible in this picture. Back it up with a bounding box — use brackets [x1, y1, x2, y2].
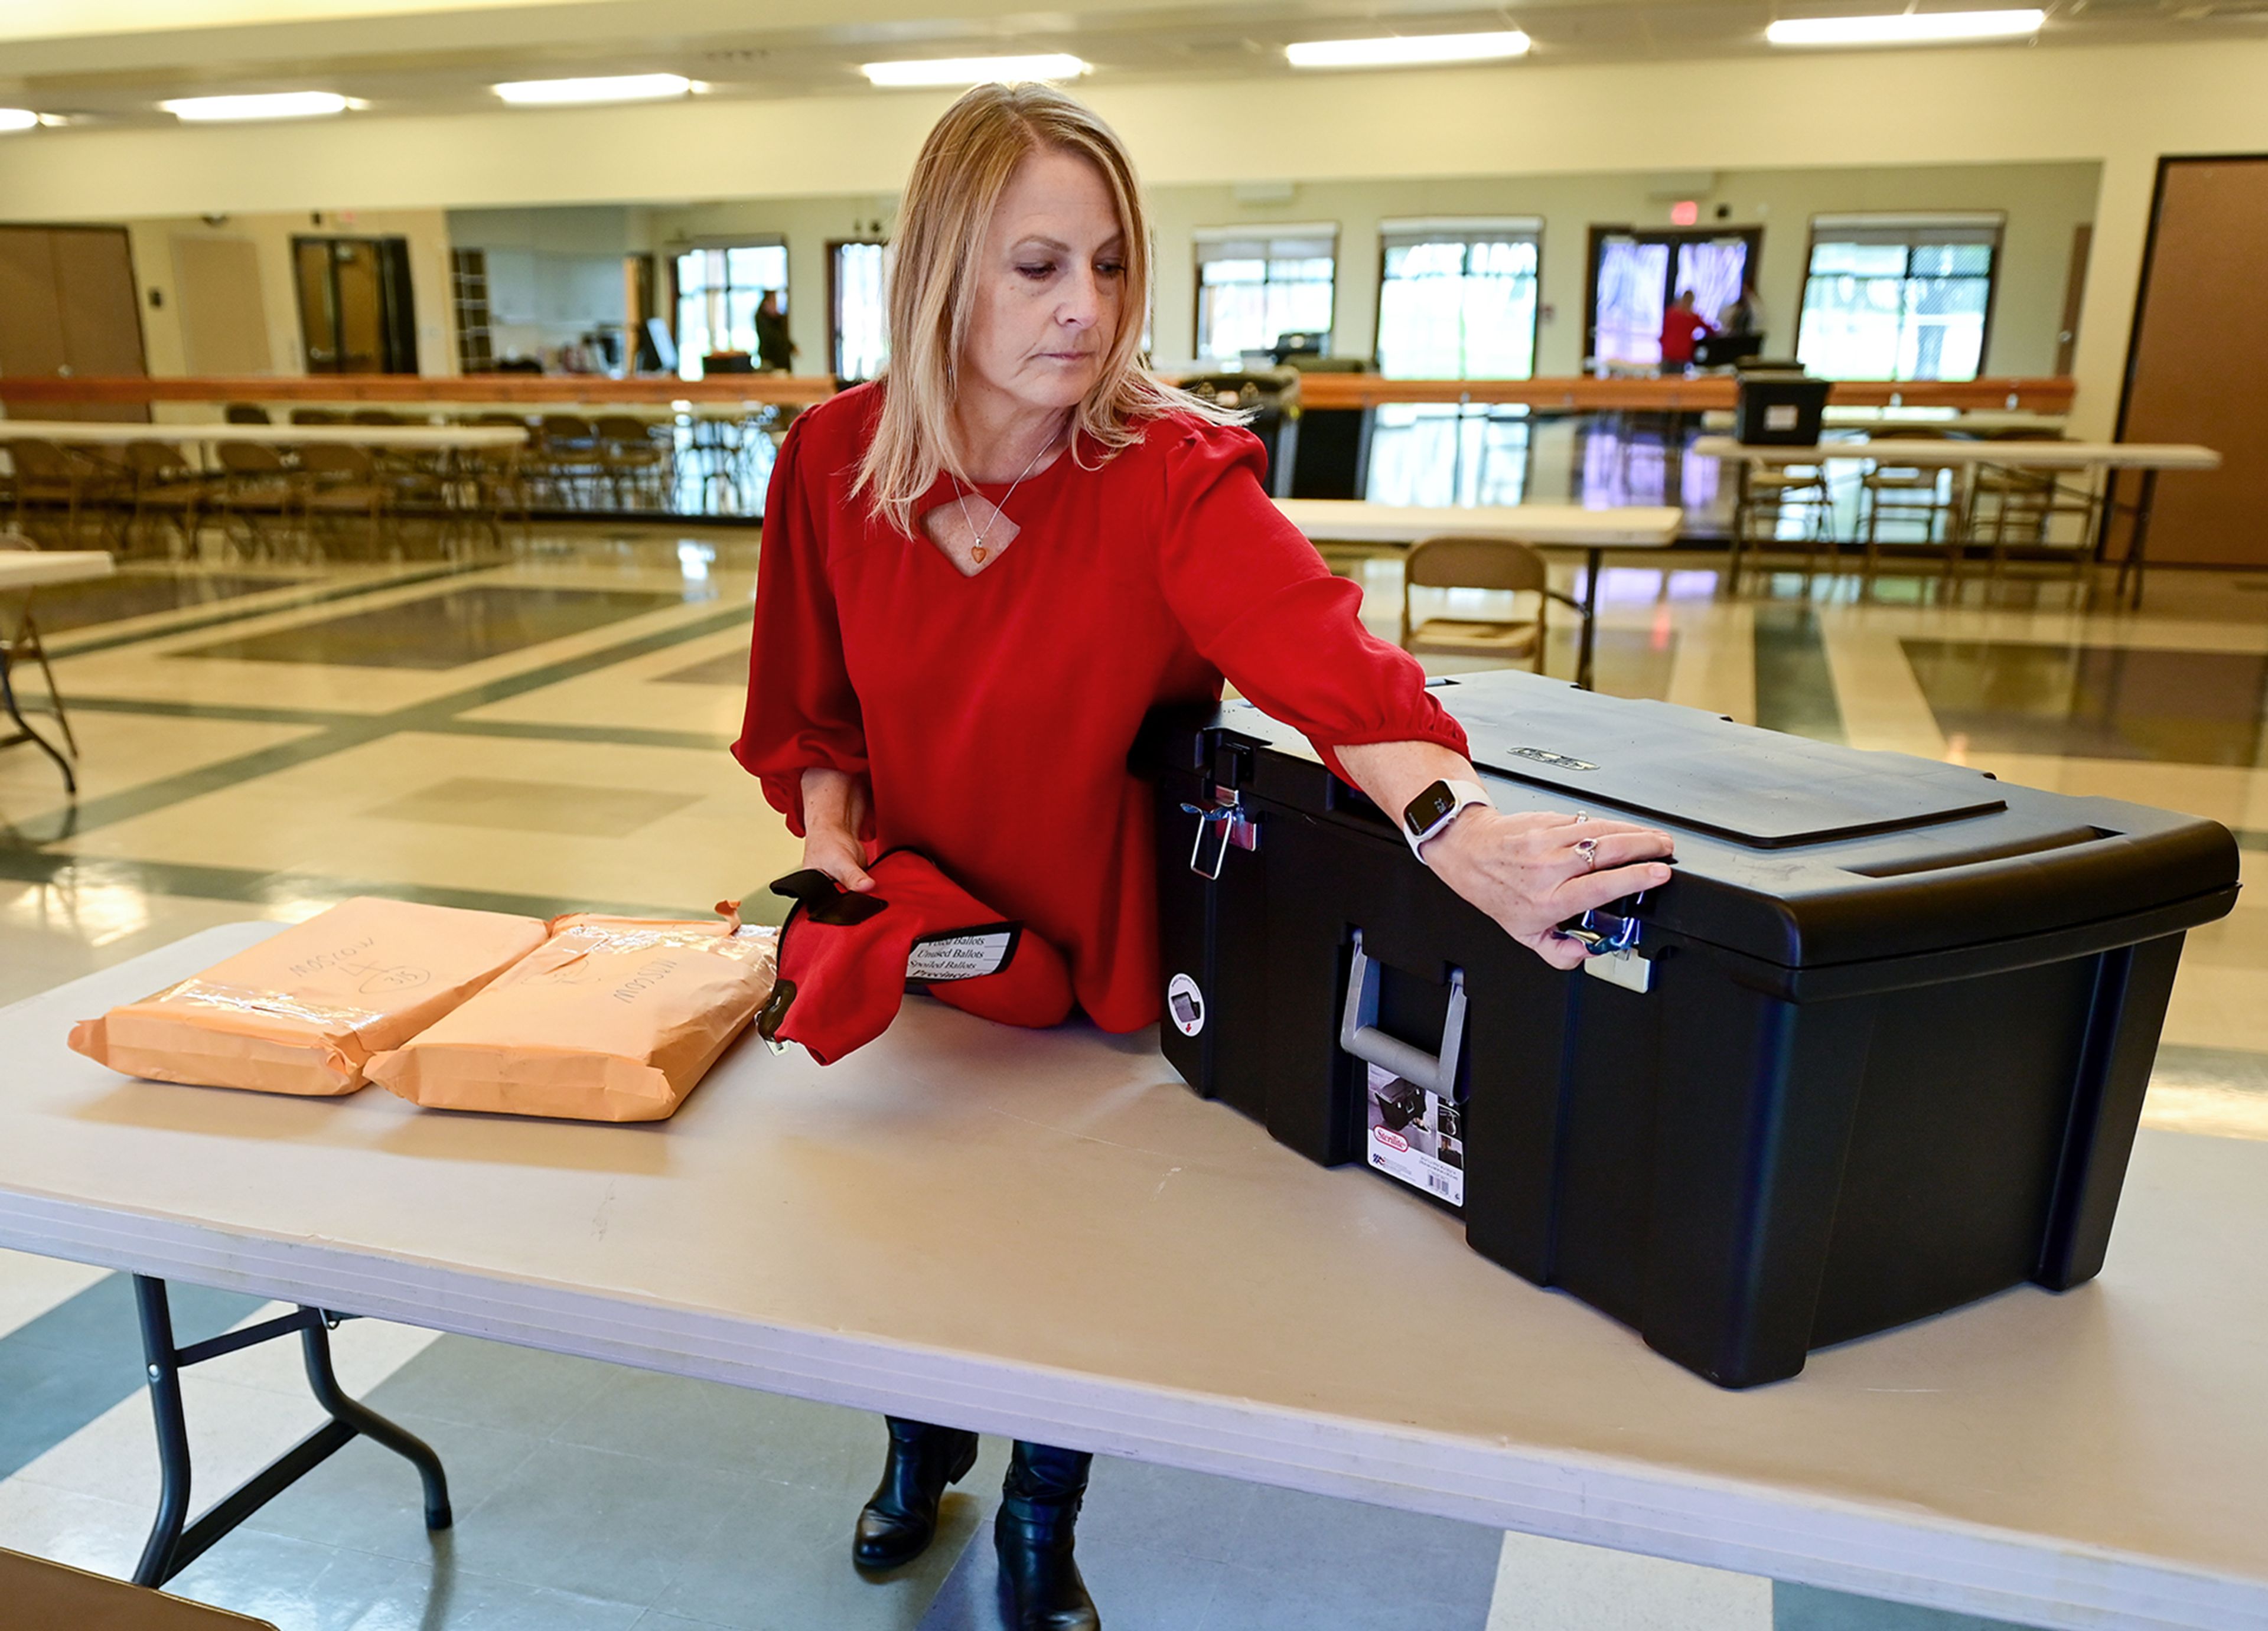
[1166, 973, 1205, 1036]
[906, 928, 1015, 982]
[1365, 1061, 1464, 1208]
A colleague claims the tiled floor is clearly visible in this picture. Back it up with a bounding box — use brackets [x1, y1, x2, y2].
[8, 523, 2266, 1627]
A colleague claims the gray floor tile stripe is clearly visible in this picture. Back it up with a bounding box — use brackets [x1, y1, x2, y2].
[0, 851, 770, 927]
[51, 696, 371, 728]
[0, 1271, 269, 1482]
[1774, 1580, 2042, 1630]
[427, 719, 737, 753]
[1752, 602, 1847, 744]
[12, 603, 752, 841]
[45, 695, 734, 753]
[45, 562, 487, 661]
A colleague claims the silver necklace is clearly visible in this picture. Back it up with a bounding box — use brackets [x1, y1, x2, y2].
[953, 417, 1064, 566]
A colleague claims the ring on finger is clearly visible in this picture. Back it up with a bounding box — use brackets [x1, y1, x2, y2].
[1572, 811, 1589, 824]
[1575, 836, 1600, 870]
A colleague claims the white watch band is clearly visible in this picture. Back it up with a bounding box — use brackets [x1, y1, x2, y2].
[1406, 779, 1492, 861]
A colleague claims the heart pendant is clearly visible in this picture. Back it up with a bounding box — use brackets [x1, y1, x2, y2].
[972, 545, 988, 565]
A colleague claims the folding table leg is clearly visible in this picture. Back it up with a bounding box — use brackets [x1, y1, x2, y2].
[17, 610, 77, 758]
[130, 1275, 452, 1589]
[0, 638, 76, 794]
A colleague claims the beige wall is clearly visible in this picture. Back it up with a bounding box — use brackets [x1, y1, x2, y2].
[647, 195, 898, 375]
[130, 208, 460, 395]
[642, 164, 2095, 384]
[1145, 164, 2098, 377]
[4, 35, 2267, 432]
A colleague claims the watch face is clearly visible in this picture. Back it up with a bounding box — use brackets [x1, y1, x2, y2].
[1405, 780, 1456, 837]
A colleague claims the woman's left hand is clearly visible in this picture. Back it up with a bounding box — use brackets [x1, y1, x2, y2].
[1419, 807, 1674, 970]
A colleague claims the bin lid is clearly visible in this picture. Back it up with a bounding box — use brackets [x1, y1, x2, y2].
[1171, 673, 2237, 977]
[1472, 716, 2004, 849]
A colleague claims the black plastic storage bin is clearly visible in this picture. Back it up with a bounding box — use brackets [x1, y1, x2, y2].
[1141, 670, 2238, 1388]
[1734, 366, 1830, 445]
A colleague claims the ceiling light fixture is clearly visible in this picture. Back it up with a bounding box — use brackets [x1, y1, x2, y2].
[1765, 9, 2045, 45]
[492, 73, 696, 105]
[861, 54, 1090, 87]
[160, 92, 351, 122]
[0, 108, 40, 133]
[1285, 30, 1532, 68]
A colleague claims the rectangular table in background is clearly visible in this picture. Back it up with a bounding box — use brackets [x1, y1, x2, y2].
[1272, 500, 1684, 689]
[1692, 436, 2221, 605]
[1, 927, 2264, 1631]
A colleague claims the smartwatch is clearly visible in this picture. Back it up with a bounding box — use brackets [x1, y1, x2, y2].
[1402, 778, 1491, 860]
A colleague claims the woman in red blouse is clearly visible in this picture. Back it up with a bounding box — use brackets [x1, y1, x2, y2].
[736, 84, 1673, 1631]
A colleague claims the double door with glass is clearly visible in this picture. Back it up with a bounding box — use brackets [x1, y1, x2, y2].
[1585, 228, 1760, 371]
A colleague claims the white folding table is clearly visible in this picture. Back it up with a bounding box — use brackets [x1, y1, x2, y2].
[1272, 500, 1684, 690]
[2, 926, 2264, 1630]
[0, 546, 113, 790]
[1692, 436, 2221, 606]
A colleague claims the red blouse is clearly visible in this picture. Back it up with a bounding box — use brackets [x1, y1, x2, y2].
[733, 383, 1467, 1033]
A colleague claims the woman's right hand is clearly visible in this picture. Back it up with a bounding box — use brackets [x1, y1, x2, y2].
[799, 766, 875, 892]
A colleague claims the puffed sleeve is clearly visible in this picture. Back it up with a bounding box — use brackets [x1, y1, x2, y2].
[731, 412, 868, 836]
[1155, 417, 1468, 779]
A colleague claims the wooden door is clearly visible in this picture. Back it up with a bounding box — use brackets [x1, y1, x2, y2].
[0, 224, 148, 422]
[2117, 158, 2268, 567]
[173, 235, 275, 375]
[296, 236, 419, 374]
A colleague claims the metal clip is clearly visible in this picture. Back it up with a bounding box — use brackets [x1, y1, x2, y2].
[1560, 910, 1641, 957]
[1181, 787, 1259, 880]
[1559, 898, 1651, 994]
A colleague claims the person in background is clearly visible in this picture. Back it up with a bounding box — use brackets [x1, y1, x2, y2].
[754, 289, 797, 373]
[1718, 276, 1765, 343]
[1658, 288, 1714, 375]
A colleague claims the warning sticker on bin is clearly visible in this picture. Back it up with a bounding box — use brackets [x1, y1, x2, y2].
[1167, 973, 1205, 1036]
[1366, 1062, 1464, 1207]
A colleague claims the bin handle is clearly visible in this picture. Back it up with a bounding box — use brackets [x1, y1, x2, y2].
[1339, 930, 1467, 1101]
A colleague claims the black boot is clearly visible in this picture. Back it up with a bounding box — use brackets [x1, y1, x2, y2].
[994, 1441, 1099, 1631]
[853, 1417, 980, 1571]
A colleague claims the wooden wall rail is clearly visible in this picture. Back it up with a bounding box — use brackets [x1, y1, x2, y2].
[0, 373, 2076, 416]
[1285, 375, 2079, 412]
[0, 374, 837, 407]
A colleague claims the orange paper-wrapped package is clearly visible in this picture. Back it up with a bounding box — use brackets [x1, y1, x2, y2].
[365, 915, 778, 1122]
[68, 898, 550, 1097]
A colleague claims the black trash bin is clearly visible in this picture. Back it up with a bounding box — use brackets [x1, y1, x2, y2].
[1734, 363, 1830, 445]
[1140, 670, 2239, 1388]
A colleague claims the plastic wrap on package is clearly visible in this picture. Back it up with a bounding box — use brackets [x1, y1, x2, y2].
[365, 914, 779, 1122]
[67, 898, 550, 1095]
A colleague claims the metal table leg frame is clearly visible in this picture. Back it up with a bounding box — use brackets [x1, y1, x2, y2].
[0, 629, 76, 794]
[131, 1275, 451, 1589]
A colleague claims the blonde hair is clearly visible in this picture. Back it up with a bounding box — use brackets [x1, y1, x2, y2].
[853, 81, 1240, 536]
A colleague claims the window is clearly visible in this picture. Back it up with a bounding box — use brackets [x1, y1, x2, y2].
[1795, 214, 2002, 382]
[1194, 226, 1335, 364]
[1375, 219, 1540, 379]
[673, 242, 787, 380]
[832, 240, 891, 382]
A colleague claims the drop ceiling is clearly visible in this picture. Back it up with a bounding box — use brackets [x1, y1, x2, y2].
[1, 0, 2261, 130]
